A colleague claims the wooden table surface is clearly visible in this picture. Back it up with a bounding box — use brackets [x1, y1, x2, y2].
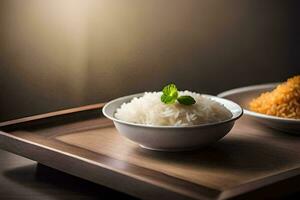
[0, 149, 136, 200]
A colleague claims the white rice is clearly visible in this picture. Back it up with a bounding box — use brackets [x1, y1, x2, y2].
[114, 91, 232, 126]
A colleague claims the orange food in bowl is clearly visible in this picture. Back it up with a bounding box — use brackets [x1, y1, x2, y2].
[249, 75, 300, 119]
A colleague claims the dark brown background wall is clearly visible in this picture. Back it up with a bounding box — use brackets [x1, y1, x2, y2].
[0, 0, 299, 121]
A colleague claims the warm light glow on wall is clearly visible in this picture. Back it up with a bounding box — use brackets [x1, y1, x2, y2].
[0, 0, 295, 121]
[2, 0, 89, 102]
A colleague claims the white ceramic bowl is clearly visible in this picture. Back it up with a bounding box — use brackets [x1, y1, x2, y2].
[218, 83, 300, 135]
[103, 93, 243, 151]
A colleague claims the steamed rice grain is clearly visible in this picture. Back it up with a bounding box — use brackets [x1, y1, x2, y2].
[114, 91, 232, 126]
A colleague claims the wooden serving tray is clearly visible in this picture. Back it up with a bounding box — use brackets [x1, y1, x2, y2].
[0, 104, 299, 200]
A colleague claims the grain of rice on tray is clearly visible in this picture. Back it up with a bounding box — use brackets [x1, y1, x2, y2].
[115, 91, 232, 126]
[249, 75, 300, 119]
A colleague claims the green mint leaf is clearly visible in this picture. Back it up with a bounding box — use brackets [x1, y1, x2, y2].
[161, 94, 177, 104]
[162, 83, 178, 97]
[161, 83, 178, 104]
[177, 95, 196, 105]
[160, 84, 196, 106]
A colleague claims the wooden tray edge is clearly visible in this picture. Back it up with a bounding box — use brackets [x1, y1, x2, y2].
[1, 104, 299, 199]
[0, 103, 105, 128]
[0, 130, 221, 200]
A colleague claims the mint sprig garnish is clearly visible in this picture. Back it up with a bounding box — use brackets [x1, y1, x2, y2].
[177, 95, 196, 105]
[160, 83, 196, 105]
[161, 84, 178, 104]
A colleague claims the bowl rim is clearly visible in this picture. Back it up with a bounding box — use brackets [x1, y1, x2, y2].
[218, 82, 300, 123]
[103, 93, 243, 129]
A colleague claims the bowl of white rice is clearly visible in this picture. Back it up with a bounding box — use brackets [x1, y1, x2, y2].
[103, 91, 243, 151]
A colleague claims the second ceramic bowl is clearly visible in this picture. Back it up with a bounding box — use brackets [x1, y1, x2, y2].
[218, 83, 300, 134]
